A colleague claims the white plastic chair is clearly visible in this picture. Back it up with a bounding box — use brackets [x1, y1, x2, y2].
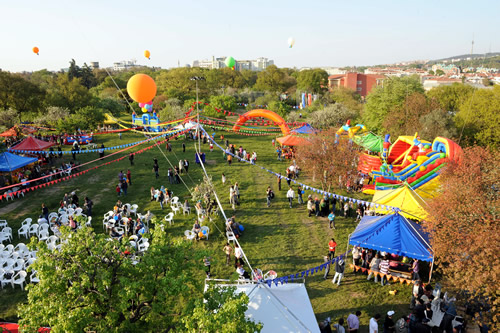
[48, 212, 58, 223]
[0, 232, 10, 245]
[263, 270, 278, 280]
[17, 225, 29, 239]
[0, 269, 14, 288]
[66, 208, 75, 216]
[74, 207, 83, 216]
[0, 220, 7, 229]
[28, 224, 39, 238]
[171, 205, 180, 215]
[12, 270, 27, 289]
[226, 231, 237, 242]
[164, 213, 174, 226]
[38, 224, 49, 237]
[129, 204, 138, 217]
[1, 227, 12, 242]
[182, 205, 191, 215]
[24, 258, 36, 270]
[12, 259, 24, 272]
[38, 230, 49, 241]
[86, 216, 92, 227]
[21, 218, 32, 227]
[184, 230, 195, 241]
[171, 196, 180, 206]
[201, 226, 210, 240]
[138, 239, 149, 252]
[14, 243, 28, 256]
[30, 270, 40, 283]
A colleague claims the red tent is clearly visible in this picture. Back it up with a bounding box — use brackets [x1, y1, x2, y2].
[0, 127, 18, 137]
[10, 136, 55, 151]
[276, 135, 311, 146]
[0, 322, 51, 332]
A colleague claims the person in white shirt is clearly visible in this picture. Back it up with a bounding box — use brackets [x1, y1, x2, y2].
[286, 187, 295, 208]
[369, 314, 380, 333]
[234, 243, 243, 267]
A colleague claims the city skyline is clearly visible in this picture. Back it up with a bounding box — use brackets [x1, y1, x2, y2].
[0, 0, 499, 72]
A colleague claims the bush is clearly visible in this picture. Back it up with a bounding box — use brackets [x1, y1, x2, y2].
[33, 107, 70, 127]
[309, 104, 359, 129]
[0, 108, 20, 131]
[56, 106, 105, 133]
[268, 100, 291, 118]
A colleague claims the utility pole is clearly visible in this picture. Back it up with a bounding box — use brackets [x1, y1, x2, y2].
[190, 76, 205, 152]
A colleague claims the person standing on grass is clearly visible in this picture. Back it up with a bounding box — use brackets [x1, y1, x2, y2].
[331, 258, 345, 286]
[412, 259, 420, 281]
[99, 144, 105, 159]
[229, 186, 236, 210]
[184, 159, 189, 173]
[379, 255, 390, 286]
[307, 196, 315, 217]
[41, 203, 49, 222]
[347, 311, 361, 333]
[179, 160, 184, 174]
[266, 186, 274, 207]
[203, 256, 211, 278]
[315, 197, 321, 217]
[234, 182, 240, 205]
[223, 243, 233, 266]
[126, 169, 132, 185]
[328, 238, 337, 260]
[297, 186, 303, 204]
[286, 168, 291, 186]
[234, 243, 244, 267]
[182, 142, 186, 152]
[367, 253, 382, 283]
[286, 187, 295, 208]
[344, 201, 349, 218]
[370, 314, 381, 333]
[227, 153, 232, 166]
[153, 158, 159, 179]
[121, 179, 128, 196]
[222, 173, 226, 184]
[334, 318, 346, 333]
[129, 153, 134, 166]
[277, 173, 282, 191]
[84, 197, 93, 217]
[328, 210, 336, 229]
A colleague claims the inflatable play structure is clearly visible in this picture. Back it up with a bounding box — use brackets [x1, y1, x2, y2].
[359, 133, 462, 198]
[233, 109, 290, 135]
[335, 120, 366, 142]
[132, 112, 161, 132]
[64, 135, 92, 145]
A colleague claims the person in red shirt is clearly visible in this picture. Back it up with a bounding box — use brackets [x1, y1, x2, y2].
[328, 238, 337, 261]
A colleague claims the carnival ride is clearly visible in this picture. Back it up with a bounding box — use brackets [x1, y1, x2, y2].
[132, 112, 161, 132]
[233, 109, 291, 135]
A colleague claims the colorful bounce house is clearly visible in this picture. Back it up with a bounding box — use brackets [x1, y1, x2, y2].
[132, 112, 161, 132]
[358, 133, 462, 199]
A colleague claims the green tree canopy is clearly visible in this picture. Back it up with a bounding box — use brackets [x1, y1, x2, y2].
[426, 83, 475, 112]
[455, 85, 500, 148]
[45, 74, 93, 112]
[296, 69, 328, 94]
[0, 71, 46, 114]
[363, 75, 424, 133]
[255, 65, 296, 95]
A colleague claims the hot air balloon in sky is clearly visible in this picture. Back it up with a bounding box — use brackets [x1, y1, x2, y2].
[127, 74, 157, 104]
[225, 56, 235, 70]
[144, 50, 150, 60]
[33, 46, 39, 55]
[288, 37, 295, 48]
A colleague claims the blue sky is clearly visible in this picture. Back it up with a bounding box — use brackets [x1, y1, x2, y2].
[1, 0, 498, 72]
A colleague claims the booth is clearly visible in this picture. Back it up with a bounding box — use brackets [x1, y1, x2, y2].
[0, 152, 38, 172]
[348, 213, 434, 283]
[10, 136, 55, 152]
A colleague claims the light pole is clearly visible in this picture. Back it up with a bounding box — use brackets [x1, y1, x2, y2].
[190, 76, 205, 152]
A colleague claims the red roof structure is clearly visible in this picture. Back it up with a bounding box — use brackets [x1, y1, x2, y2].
[0, 127, 18, 137]
[10, 136, 55, 151]
[277, 135, 311, 146]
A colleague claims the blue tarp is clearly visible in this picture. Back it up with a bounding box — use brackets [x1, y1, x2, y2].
[0, 152, 38, 172]
[349, 213, 433, 261]
[291, 124, 316, 134]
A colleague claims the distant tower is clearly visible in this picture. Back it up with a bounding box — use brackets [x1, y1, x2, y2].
[178, 59, 180, 67]
[471, 33, 474, 56]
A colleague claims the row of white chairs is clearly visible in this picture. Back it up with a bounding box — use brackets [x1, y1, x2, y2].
[0, 269, 31, 289]
[4, 187, 25, 201]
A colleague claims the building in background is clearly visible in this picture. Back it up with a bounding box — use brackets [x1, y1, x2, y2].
[113, 60, 138, 71]
[89, 62, 99, 69]
[192, 56, 274, 71]
[431, 63, 460, 75]
[422, 77, 462, 90]
[328, 73, 386, 97]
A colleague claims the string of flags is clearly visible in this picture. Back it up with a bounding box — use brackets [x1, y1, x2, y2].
[8, 128, 185, 155]
[200, 125, 399, 212]
[0, 129, 191, 198]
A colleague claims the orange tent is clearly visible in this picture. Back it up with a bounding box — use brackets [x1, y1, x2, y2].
[0, 127, 18, 137]
[277, 135, 311, 146]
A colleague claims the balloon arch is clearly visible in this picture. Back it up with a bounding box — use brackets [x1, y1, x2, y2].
[232, 109, 290, 135]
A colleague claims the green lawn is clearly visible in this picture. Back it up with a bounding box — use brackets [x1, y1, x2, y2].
[0, 127, 413, 329]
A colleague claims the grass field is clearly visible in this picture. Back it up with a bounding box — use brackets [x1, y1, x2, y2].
[0, 126, 414, 330]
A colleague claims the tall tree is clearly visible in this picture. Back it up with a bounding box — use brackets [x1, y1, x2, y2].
[46, 74, 93, 111]
[19, 224, 206, 331]
[363, 75, 424, 133]
[327, 86, 363, 114]
[308, 104, 359, 130]
[254, 65, 296, 95]
[296, 69, 329, 94]
[0, 71, 45, 114]
[295, 129, 360, 191]
[426, 83, 475, 112]
[425, 146, 499, 331]
[455, 85, 500, 149]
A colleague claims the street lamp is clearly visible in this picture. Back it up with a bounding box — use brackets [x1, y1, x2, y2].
[190, 76, 205, 151]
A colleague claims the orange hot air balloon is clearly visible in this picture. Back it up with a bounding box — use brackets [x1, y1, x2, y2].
[33, 46, 39, 55]
[144, 50, 151, 59]
[126, 74, 157, 103]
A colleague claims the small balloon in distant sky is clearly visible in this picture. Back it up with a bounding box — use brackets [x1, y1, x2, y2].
[144, 50, 150, 59]
[33, 46, 39, 55]
[225, 56, 235, 70]
[288, 37, 295, 48]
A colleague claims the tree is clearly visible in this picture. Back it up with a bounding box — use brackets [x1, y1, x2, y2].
[455, 85, 500, 148]
[363, 75, 424, 133]
[46, 74, 93, 111]
[0, 71, 46, 114]
[56, 106, 105, 132]
[268, 100, 291, 118]
[295, 129, 360, 191]
[296, 69, 328, 94]
[327, 86, 363, 114]
[428, 70, 435, 75]
[435, 69, 445, 76]
[183, 285, 263, 332]
[33, 106, 70, 127]
[308, 104, 358, 129]
[419, 109, 457, 140]
[426, 83, 475, 112]
[0, 108, 20, 130]
[19, 225, 207, 332]
[382, 92, 441, 138]
[425, 146, 499, 331]
[158, 98, 185, 122]
[209, 95, 237, 112]
[254, 65, 296, 94]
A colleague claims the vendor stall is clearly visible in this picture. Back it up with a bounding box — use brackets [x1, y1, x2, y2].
[348, 212, 433, 283]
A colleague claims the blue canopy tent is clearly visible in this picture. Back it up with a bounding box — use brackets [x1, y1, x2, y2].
[348, 213, 434, 280]
[291, 123, 316, 134]
[0, 152, 38, 172]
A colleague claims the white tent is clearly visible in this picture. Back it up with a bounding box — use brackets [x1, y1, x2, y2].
[211, 282, 320, 333]
[173, 121, 196, 131]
